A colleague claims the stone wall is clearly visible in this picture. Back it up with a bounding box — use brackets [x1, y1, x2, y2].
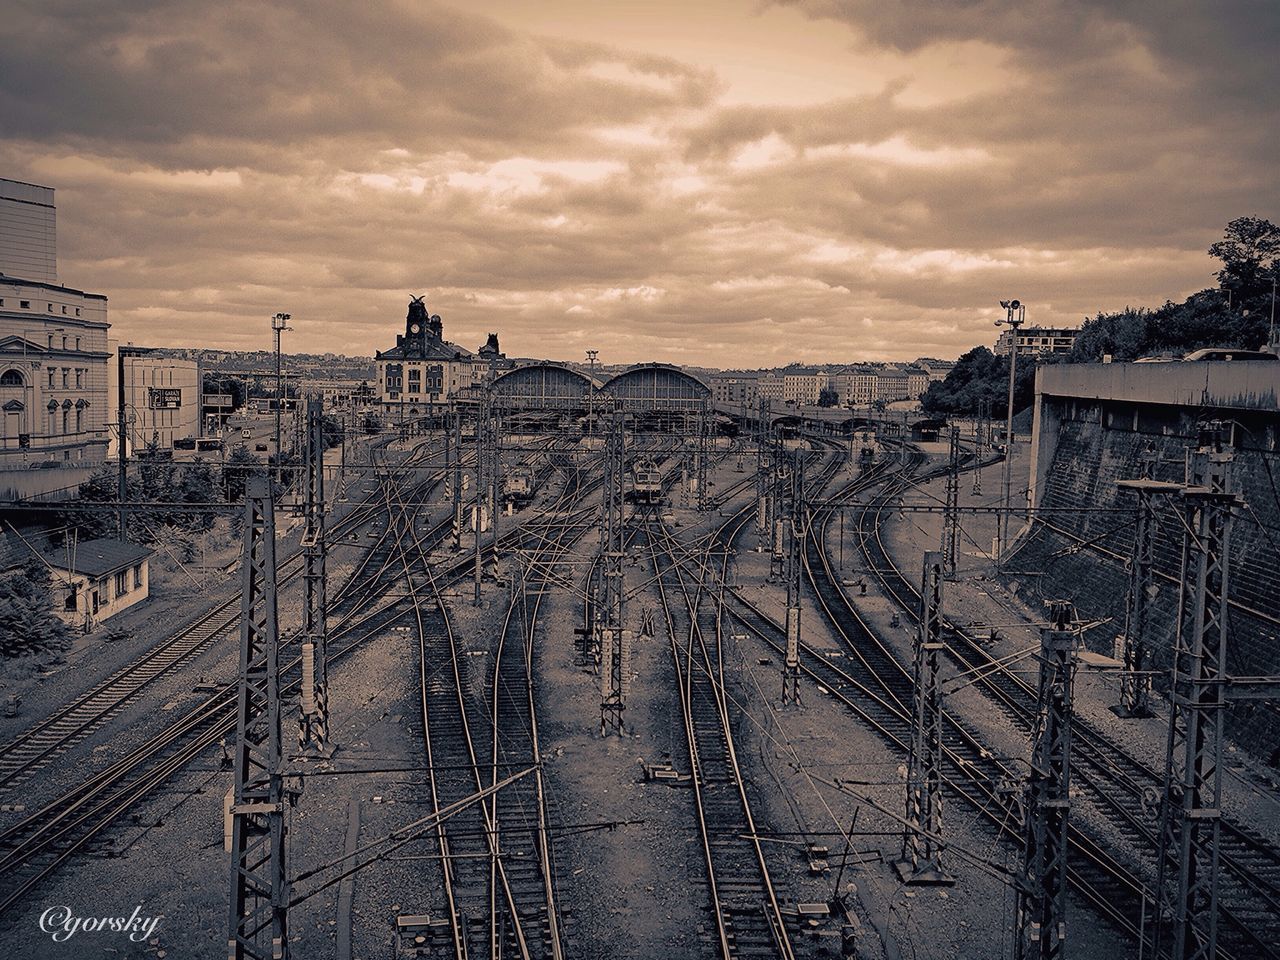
[1010, 400, 1280, 762]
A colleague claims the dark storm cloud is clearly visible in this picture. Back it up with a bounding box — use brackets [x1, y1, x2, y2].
[1, 0, 1275, 363]
[1, 0, 716, 152]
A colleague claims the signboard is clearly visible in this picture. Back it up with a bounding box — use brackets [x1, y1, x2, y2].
[148, 388, 182, 409]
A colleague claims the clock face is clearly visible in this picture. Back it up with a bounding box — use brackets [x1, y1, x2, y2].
[410, 323, 421, 334]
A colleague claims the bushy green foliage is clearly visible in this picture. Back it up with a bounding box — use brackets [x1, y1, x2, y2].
[222, 446, 263, 503]
[920, 346, 1040, 417]
[1069, 290, 1268, 362]
[1071, 217, 1276, 362]
[321, 413, 344, 450]
[0, 562, 72, 658]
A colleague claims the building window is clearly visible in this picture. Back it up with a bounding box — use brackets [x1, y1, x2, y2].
[61, 369, 68, 388]
[75, 369, 82, 388]
[133, 564, 142, 589]
[75, 337, 80, 350]
[20, 300, 30, 309]
[47, 369, 54, 388]
[115, 570, 129, 596]
[61, 305, 67, 315]
[0, 370, 22, 387]
[75, 308, 80, 317]
[61, 409, 68, 434]
[47, 304, 53, 313]
[61, 336, 67, 349]
[47, 334, 53, 349]
[64, 585, 77, 612]
[75, 408, 82, 433]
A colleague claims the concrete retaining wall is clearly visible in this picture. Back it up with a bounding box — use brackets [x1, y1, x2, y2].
[1014, 394, 1280, 762]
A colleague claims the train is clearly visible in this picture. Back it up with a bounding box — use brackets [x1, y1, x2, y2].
[627, 459, 663, 504]
[502, 467, 534, 506]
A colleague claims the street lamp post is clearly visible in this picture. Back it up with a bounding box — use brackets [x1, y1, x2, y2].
[272, 313, 292, 482]
[995, 299, 1025, 566]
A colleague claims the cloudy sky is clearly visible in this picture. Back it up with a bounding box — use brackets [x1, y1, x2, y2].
[3, 1, 1277, 366]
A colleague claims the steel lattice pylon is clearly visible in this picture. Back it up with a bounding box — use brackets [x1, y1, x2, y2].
[769, 434, 788, 582]
[1014, 603, 1076, 960]
[1115, 469, 1174, 719]
[973, 398, 989, 495]
[298, 398, 329, 753]
[227, 475, 289, 960]
[450, 407, 464, 552]
[1154, 426, 1237, 960]
[695, 399, 710, 510]
[599, 404, 628, 735]
[755, 398, 769, 549]
[941, 427, 961, 578]
[898, 551, 951, 884]
[782, 450, 803, 705]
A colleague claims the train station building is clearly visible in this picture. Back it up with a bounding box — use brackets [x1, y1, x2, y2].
[374, 296, 509, 414]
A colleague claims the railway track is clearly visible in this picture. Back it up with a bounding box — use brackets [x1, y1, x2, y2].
[389, 441, 595, 958]
[647, 512, 796, 960]
[0, 436, 586, 918]
[0, 434, 449, 788]
[815, 439, 1280, 957]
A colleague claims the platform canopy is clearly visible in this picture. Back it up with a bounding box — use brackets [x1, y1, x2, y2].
[602, 363, 710, 412]
[491, 362, 597, 410]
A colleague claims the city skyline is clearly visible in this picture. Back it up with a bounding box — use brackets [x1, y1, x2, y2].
[3, 1, 1276, 366]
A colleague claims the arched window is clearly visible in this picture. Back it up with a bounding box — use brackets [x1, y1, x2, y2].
[0, 370, 23, 387]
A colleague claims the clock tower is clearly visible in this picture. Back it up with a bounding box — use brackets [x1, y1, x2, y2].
[405, 295, 429, 350]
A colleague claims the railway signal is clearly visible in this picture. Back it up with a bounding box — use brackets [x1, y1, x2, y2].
[226, 475, 291, 960]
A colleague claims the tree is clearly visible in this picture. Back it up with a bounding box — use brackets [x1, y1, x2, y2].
[136, 435, 175, 503]
[222, 446, 262, 502]
[817, 387, 839, 407]
[920, 345, 1040, 417]
[203, 375, 246, 410]
[321, 413, 344, 450]
[1069, 288, 1266, 363]
[0, 562, 72, 657]
[175, 460, 219, 530]
[1208, 216, 1280, 301]
[71, 466, 122, 540]
[363, 412, 383, 435]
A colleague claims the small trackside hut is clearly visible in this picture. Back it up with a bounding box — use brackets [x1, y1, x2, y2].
[41, 537, 154, 632]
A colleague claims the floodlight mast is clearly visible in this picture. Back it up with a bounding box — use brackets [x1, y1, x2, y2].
[994, 299, 1025, 566]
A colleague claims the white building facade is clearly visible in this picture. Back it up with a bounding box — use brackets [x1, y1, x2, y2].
[107, 350, 203, 455]
[0, 278, 110, 470]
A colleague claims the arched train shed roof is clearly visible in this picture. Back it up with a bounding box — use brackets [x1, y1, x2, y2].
[491, 362, 595, 408]
[602, 363, 710, 410]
